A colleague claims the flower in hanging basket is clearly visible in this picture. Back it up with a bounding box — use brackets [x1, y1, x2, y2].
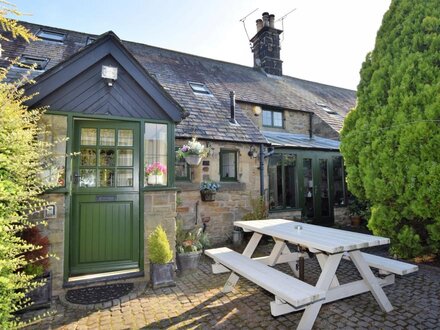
[176, 137, 210, 159]
[145, 161, 167, 176]
[200, 181, 220, 192]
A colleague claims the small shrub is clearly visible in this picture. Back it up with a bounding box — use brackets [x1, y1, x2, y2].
[175, 220, 209, 254]
[20, 226, 50, 277]
[148, 225, 173, 264]
[242, 196, 268, 221]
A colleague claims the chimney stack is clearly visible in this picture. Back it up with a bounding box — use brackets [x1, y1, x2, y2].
[251, 12, 283, 76]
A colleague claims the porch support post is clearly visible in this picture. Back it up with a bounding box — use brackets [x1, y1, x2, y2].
[259, 143, 265, 196]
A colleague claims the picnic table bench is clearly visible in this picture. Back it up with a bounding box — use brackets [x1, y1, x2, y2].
[343, 251, 418, 275]
[205, 247, 325, 308]
[205, 219, 419, 330]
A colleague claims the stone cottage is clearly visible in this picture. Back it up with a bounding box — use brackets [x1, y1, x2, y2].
[0, 13, 355, 297]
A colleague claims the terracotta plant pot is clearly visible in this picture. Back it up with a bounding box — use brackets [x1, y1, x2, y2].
[351, 215, 362, 227]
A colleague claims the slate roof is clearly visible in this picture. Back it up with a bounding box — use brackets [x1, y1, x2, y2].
[1, 21, 356, 144]
[263, 131, 340, 150]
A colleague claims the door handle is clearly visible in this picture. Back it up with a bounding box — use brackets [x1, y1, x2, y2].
[73, 172, 81, 185]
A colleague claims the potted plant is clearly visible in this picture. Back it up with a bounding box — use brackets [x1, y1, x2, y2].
[176, 136, 210, 166]
[20, 226, 52, 310]
[200, 181, 220, 202]
[175, 221, 209, 272]
[348, 197, 370, 227]
[145, 161, 167, 185]
[147, 225, 175, 288]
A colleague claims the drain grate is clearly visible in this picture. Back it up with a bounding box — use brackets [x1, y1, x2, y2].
[65, 283, 134, 305]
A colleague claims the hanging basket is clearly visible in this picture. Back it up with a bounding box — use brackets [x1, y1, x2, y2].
[185, 155, 202, 166]
[200, 190, 216, 202]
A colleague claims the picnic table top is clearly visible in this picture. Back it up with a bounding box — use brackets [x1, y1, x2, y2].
[234, 219, 390, 254]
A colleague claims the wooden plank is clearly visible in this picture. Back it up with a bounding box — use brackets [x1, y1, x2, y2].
[343, 252, 418, 276]
[270, 275, 395, 315]
[297, 253, 343, 330]
[349, 250, 393, 312]
[205, 247, 325, 307]
[234, 219, 390, 253]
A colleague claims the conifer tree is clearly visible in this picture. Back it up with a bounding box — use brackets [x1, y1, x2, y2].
[341, 0, 440, 258]
[0, 2, 51, 326]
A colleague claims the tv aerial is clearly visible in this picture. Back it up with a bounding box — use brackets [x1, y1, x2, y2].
[276, 8, 297, 42]
[239, 8, 259, 48]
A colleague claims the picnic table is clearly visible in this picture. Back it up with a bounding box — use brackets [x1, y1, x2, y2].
[205, 219, 418, 330]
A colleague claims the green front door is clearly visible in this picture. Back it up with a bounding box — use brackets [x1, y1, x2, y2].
[70, 120, 140, 276]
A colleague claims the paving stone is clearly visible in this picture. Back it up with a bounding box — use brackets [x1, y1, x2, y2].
[19, 244, 440, 330]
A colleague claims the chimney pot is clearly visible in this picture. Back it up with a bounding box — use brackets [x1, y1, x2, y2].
[256, 19, 263, 32]
[262, 12, 270, 27]
[269, 14, 275, 28]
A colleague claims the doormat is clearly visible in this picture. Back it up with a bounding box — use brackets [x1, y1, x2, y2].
[65, 283, 134, 305]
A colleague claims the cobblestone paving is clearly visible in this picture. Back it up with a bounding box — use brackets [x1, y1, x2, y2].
[23, 244, 440, 329]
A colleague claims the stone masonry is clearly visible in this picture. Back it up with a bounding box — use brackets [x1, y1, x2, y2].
[176, 140, 266, 245]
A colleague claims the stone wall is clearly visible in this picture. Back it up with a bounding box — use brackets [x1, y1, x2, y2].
[176, 140, 266, 244]
[238, 101, 339, 140]
[39, 193, 66, 297]
[239, 102, 310, 135]
[312, 115, 340, 140]
[334, 206, 350, 226]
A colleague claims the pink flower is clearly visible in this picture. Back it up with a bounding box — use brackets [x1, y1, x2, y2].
[145, 161, 167, 176]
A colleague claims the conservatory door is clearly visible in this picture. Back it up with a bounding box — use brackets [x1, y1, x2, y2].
[303, 157, 333, 226]
[70, 120, 140, 276]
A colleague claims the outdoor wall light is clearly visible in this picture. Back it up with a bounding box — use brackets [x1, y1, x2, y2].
[248, 145, 259, 159]
[101, 65, 118, 86]
[252, 105, 262, 116]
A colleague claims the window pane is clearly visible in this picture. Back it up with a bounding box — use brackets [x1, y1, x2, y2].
[99, 169, 115, 187]
[262, 110, 272, 126]
[273, 112, 283, 127]
[303, 158, 314, 218]
[284, 154, 296, 208]
[144, 123, 168, 186]
[333, 156, 345, 206]
[38, 114, 67, 187]
[37, 30, 65, 42]
[81, 128, 97, 145]
[117, 149, 133, 166]
[99, 149, 115, 167]
[319, 159, 330, 217]
[118, 129, 133, 146]
[100, 129, 115, 146]
[117, 169, 133, 187]
[220, 151, 236, 180]
[268, 154, 283, 210]
[80, 148, 97, 166]
[80, 169, 96, 187]
[175, 154, 189, 180]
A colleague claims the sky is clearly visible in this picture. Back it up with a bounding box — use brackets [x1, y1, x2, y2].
[10, 0, 391, 90]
